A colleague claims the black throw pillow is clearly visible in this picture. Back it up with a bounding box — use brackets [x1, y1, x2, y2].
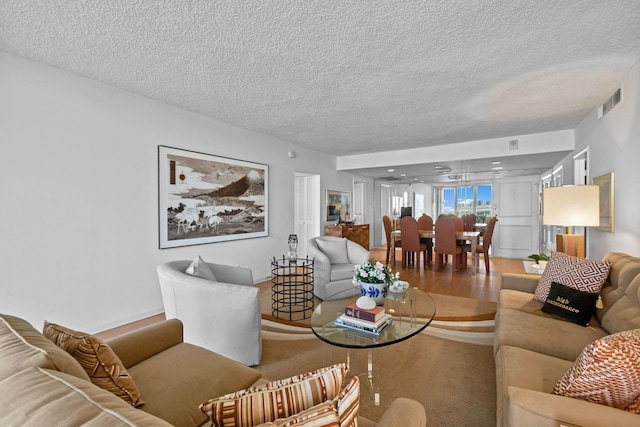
[541, 281, 598, 326]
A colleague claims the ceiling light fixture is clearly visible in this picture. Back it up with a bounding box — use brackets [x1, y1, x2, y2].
[387, 168, 395, 172]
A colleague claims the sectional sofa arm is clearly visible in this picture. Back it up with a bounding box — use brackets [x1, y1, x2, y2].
[375, 398, 427, 427]
[506, 386, 639, 427]
[501, 273, 540, 293]
[106, 318, 183, 368]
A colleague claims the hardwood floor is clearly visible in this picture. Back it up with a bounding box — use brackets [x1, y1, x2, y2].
[369, 247, 523, 302]
[95, 246, 525, 340]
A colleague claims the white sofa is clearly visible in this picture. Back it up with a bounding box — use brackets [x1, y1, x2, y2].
[307, 236, 370, 300]
[157, 260, 262, 366]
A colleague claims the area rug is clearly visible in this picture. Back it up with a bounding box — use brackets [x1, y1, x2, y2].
[255, 327, 497, 426]
[257, 281, 497, 345]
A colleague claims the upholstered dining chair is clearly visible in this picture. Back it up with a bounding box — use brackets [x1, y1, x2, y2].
[383, 215, 400, 264]
[399, 216, 428, 268]
[434, 215, 463, 273]
[417, 214, 433, 266]
[475, 215, 498, 272]
[462, 213, 476, 231]
[451, 214, 469, 268]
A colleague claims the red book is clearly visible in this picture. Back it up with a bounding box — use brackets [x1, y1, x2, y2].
[345, 303, 385, 322]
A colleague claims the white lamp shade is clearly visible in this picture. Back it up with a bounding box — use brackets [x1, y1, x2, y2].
[543, 185, 600, 227]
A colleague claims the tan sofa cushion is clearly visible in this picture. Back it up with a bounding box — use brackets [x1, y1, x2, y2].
[0, 313, 89, 381]
[494, 306, 607, 361]
[128, 342, 262, 427]
[0, 367, 171, 426]
[495, 345, 573, 426]
[43, 321, 143, 407]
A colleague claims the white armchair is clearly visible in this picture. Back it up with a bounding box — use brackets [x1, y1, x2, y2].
[308, 236, 370, 300]
[157, 260, 261, 366]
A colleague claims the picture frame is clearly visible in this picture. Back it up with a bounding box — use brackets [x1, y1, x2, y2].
[592, 172, 614, 232]
[326, 190, 351, 222]
[158, 146, 268, 248]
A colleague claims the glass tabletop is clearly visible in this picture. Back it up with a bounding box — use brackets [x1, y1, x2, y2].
[310, 288, 436, 349]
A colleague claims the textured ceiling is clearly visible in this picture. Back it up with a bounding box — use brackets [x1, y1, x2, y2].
[2, 1, 639, 182]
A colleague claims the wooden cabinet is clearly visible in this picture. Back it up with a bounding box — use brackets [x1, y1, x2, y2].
[324, 224, 370, 250]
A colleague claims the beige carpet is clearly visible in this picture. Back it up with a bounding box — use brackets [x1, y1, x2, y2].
[256, 283, 497, 425]
[255, 326, 496, 426]
[258, 281, 497, 345]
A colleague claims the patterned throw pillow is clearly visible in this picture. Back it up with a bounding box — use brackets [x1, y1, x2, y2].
[542, 281, 599, 326]
[336, 376, 359, 427]
[533, 252, 610, 303]
[200, 363, 348, 427]
[553, 329, 640, 412]
[185, 255, 217, 280]
[43, 321, 144, 407]
[255, 401, 340, 427]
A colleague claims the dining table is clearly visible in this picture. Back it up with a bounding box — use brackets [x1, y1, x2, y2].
[390, 228, 481, 273]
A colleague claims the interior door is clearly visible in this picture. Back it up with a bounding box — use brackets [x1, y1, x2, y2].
[294, 174, 320, 258]
[492, 176, 540, 259]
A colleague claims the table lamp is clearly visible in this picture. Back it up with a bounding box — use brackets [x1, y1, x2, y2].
[543, 185, 599, 258]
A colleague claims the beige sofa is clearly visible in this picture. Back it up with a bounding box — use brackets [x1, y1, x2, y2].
[0, 313, 426, 426]
[494, 252, 640, 427]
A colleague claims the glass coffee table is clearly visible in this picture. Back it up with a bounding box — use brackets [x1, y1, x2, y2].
[310, 287, 436, 404]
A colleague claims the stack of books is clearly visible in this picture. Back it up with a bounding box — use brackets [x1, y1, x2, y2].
[335, 302, 392, 335]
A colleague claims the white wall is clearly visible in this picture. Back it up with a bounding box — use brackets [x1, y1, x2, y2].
[580, 59, 640, 258]
[0, 53, 370, 333]
[558, 59, 640, 259]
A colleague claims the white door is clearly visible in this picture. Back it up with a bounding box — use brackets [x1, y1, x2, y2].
[492, 176, 540, 259]
[353, 180, 365, 225]
[294, 174, 320, 258]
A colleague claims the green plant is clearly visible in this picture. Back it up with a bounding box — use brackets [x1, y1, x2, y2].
[527, 253, 549, 263]
[353, 259, 399, 284]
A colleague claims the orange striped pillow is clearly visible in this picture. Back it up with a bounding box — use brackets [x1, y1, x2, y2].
[336, 376, 359, 427]
[43, 321, 143, 407]
[553, 329, 640, 412]
[256, 401, 340, 426]
[200, 363, 348, 427]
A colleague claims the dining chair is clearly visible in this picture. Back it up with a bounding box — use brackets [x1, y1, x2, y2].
[462, 214, 476, 231]
[434, 215, 463, 272]
[451, 215, 469, 268]
[383, 215, 400, 264]
[417, 214, 433, 266]
[475, 216, 497, 272]
[399, 216, 428, 268]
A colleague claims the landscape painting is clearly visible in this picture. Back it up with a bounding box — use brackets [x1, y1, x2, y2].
[158, 146, 268, 248]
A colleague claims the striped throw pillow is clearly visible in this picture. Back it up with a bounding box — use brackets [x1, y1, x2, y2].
[533, 252, 610, 303]
[553, 329, 640, 412]
[43, 321, 143, 407]
[336, 376, 359, 427]
[200, 363, 348, 427]
[256, 401, 340, 426]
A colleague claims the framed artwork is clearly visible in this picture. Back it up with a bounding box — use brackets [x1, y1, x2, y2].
[592, 172, 614, 232]
[158, 146, 268, 248]
[326, 190, 350, 222]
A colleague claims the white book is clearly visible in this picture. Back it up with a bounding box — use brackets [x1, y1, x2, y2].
[335, 313, 392, 334]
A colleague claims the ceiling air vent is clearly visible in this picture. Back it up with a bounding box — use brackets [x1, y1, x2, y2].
[598, 87, 622, 119]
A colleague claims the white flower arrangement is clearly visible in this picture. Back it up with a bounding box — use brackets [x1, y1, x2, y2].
[353, 259, 399, 285]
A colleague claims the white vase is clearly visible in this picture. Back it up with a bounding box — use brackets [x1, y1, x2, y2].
[359, 281, 388, 305]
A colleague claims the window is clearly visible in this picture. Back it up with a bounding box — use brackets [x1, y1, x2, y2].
[440, 184, 492, 221]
